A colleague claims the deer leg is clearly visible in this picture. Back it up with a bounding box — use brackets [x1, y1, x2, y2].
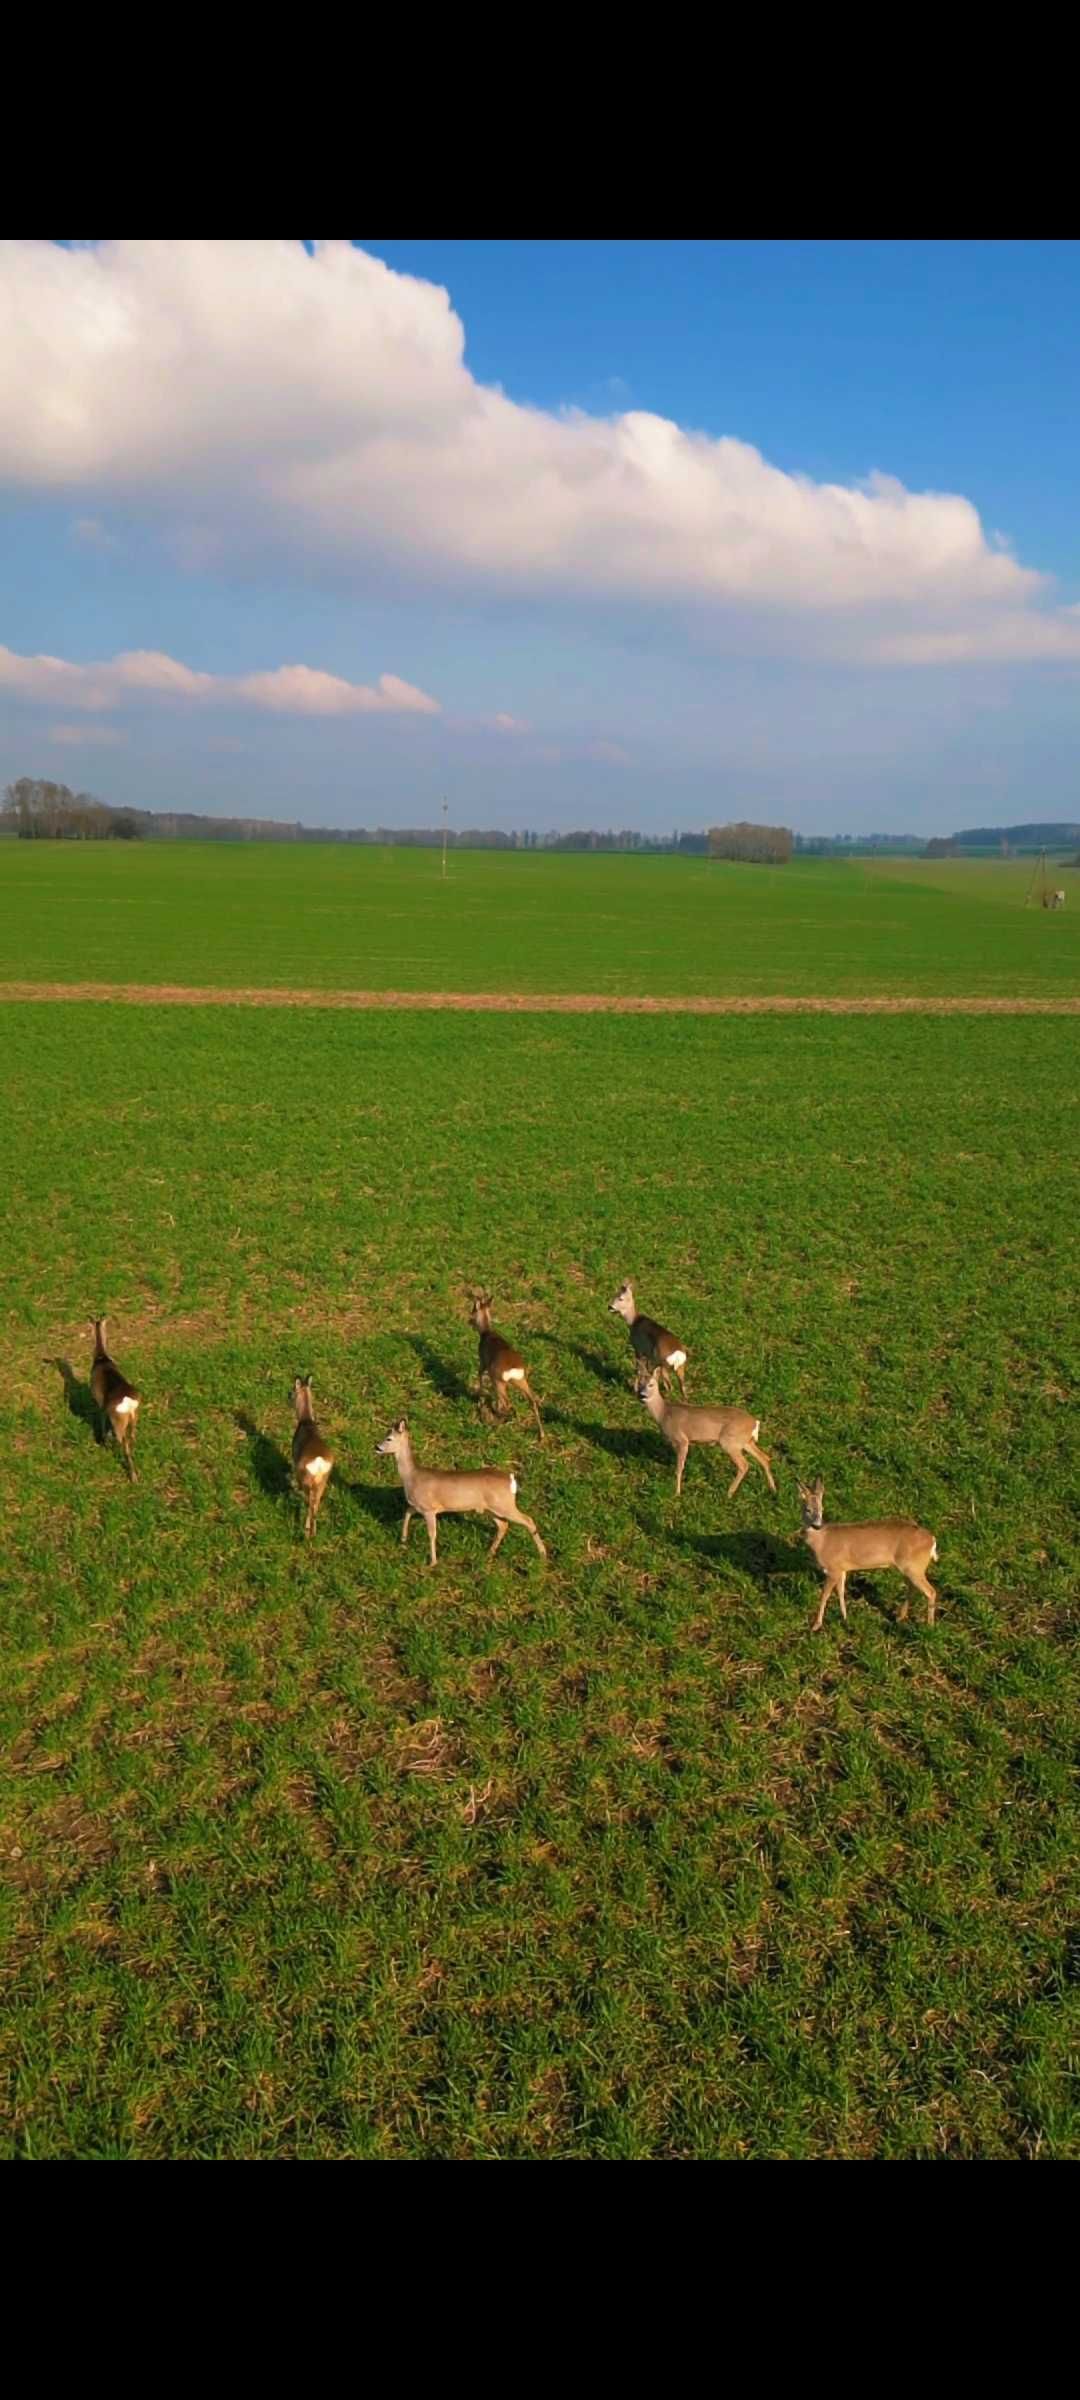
[424, 1512, 439, 1566]
[674, 1439, 689, 1497]
[812, 1576, 836, 1631]
[747, 1438, 776, 1494]
[726, 1447, 749, 1498]
[312, 1479, 326, 1536]
[511, 1507, 547, 1559]
[487, 1516, 508, 1558]
[674, 1364, 688, 1398]
[836, 1571, 848, 1623]
[522, 1380, 545, 1440]
[125, 1427, 139, 1484]
[496, 1378, 511, 1419]
[401, 1507, 414, 1548]
[908, 1568, 937, 1625]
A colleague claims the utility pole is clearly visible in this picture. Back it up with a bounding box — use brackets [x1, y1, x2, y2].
[441, 796, 448, 881]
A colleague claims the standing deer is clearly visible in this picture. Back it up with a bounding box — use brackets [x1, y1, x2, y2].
[637, 1367, 776, 1499]
[797, 1477, 939, 1630]
[89, 1317, 141, 1480]
[291, 1375, 334, 1539]
[609, 1281, 688, 1394]
[376, 1418, 547, 1566]
[468, 1291, 544, 1438]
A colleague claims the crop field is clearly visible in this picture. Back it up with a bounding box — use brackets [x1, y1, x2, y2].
[1, 908, 1077, 2156]
[1, 840, 1079, 998]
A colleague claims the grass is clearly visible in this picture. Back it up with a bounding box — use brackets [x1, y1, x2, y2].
[1, 841, 1078, 996]
[1, 1003, 1077, 2157]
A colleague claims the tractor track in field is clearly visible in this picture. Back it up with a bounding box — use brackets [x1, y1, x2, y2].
[0, 982, 1078, 1014]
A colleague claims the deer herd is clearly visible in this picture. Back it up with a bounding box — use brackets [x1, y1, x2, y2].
[83, 1283, 940, 1632]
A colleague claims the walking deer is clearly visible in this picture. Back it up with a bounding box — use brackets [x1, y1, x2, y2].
[468, 1292, 544, 1437]
[797, 1477, 939, 1630]
[292, 1375, 334, 1538]
[89, 1317, 141, 1479]
[376, 1418, 547, 1566]
[610, 1282, 688, 1394]
[637, 1367, 776, 1499]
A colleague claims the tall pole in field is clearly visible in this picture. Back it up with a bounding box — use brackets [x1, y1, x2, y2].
[441, 796, 448, 881]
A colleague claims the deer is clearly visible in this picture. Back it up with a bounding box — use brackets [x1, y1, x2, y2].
[637, 1367, 776, 1499]
[291, 1375, 334, 1538]
[796, 1477, 939, 1631]
[376, 1417, 547, 1566]
[89, 1317, 141, 1480]
[468, 1291, 544, 1438]
[609, 1281, 688, 1394]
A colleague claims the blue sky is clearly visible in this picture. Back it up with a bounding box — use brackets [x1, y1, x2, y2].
[2, 239, 1079, 833]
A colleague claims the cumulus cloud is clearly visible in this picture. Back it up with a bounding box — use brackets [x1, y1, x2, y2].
[0, 240, 1077, 664]
[0, 643, 440, 718]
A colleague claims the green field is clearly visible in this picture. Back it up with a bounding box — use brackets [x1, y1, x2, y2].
[1, 842, 1078, 996]
[2, 998, 1077, 2158]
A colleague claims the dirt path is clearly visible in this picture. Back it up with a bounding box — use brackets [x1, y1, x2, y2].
[0, 981, 1078, 1015]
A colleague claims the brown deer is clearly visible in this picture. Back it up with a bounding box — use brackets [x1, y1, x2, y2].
[376, 1418, 547, 1566]
[609, 1281, 688, 1394]
[89, 1317, 141, 1480]
[291, 1375, 334, 1538]
[797, 1477, 939, 1630]
[468, 1291, 544, 1438]
[637, 1367, 776, 1499]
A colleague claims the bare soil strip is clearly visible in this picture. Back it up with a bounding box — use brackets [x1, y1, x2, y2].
[0, 981, 1078, 1015]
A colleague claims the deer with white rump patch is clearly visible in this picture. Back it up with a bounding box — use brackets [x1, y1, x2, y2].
[376, 1418, 547, 1566]
[468, 1291, 544, 1438]
[610, 1282, 688, 1394]
[637, 1367, 776, 1500]
[292, 1375, 334, 1538]
[89, 1317, 141, 1480]
[797, 1477, 939, 1630]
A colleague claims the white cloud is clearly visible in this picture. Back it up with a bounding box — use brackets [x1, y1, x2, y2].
[0, 240, 1077, 665]
[490, 712, 531, 734]
[47, 721, 126, 746]
[0, 643, 440, 718]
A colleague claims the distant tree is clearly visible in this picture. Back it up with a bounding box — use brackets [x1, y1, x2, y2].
[708, 821, 793, 865]
[923, 836, 958, 858]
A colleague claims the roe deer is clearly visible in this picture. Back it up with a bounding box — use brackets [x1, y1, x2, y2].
[89, 1317, 141, 1480]
[637, 1367, 776, 1499]
[609, 1281, 688, 1394]
[468, 1291, 544, 1438]
[797, 1477, 939, 1630]
[376, 1418, 547, 1566]
[292, 1375, 334, 1538]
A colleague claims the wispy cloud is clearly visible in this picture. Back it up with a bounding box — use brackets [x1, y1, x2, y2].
[70, 514, 121, 554]
[0, 644, 440, 719]
[490, 712, 531, 734]
[47, 721, 127, 747]
[2, 241, 1078, 667]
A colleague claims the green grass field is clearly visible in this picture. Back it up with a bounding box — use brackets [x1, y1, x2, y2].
[1, 841, 1078, 996]
[2, 998, 1077, 2157]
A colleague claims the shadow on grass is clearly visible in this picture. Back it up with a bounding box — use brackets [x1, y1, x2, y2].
[46, 1357, 102, 1444]
[336, 1476, 404, 1532]
[532, 1331, 626, 1391]
[662, 1521, 807, 1582]
[406, 1334, 474, 1407]
[234, 1410, 292, 1501]
[559, 1415, 665, 1466]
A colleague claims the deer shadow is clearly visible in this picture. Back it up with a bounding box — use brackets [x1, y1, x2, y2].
[531, 1332, 625, 1391]
[46, 1357, 103, 1444]
[406, 1334, 475, 1407]
[336, 1475, 404, 1532]
[658, 1518, 807, 1583]
[560, 1415, 665, 1466]
[234, 1410, 292, 1502]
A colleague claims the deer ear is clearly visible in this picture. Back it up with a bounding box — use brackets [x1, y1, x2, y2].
[813, 1477, 824, 1499]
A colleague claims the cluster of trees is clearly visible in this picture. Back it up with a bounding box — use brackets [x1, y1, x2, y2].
[708, 821, 793, 865]
[3, 779, 142, 840]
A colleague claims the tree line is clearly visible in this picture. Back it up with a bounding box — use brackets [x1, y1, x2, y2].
[3, 779, 142, 840]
